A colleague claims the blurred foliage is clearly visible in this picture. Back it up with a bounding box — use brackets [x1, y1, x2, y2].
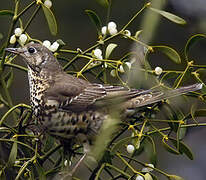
[0, 0, 206, 180]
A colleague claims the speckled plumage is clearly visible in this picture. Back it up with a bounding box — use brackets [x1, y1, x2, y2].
[6, 43, 203, 146]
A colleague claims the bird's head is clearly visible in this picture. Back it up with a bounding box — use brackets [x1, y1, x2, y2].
[5, 42, 62, 73]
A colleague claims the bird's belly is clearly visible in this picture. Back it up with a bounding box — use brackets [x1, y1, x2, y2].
[41, 109, 105, 141]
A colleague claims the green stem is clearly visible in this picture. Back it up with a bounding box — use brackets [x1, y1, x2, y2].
[94, 163, 106, 180]
[16, 1, 36, 19]
[24, 6, 41, 31]
[59, 49, 78, 54]
[5, 63, 27, 72]
[40, 144, 62, 162]
[174, 64, 190, 88]
[106, 163, 131, 178]
[120, 153, 169, 177]
[0, 103, 31, 126]
[117, 153, 143, 176]
[0, 77, 14, 108]
[121, 2, 150, 31]
[0, 138, 35, 152]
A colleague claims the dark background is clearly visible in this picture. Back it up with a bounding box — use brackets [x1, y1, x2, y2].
[0, 0, 206, 179]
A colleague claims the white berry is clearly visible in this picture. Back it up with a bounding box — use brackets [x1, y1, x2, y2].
[64, 160, 68, 166]
[124, 30, 131, 37]
[110, 69, 116, 77]
[125, 62, 131, 70]
[49, 41, 59, 52]
[108, 21, 117, 30]
[155, 66, 163, 75]
[136, 175, 144, 180]
[9, 35, 16, 44]
[15, 160, 20, 165]
[142, 164, 154, 173]
[19, 34, 27, 44]
[44, 0, 52, 8]
[101, 26, 107, 35]
[42, 40, 51, 49]
[147, 164, 154, 171]
[14, 28, 22, 37]
[93, 48, 102, 59]
[119, 65, 125, 73]
[127, 144, 135, 154]
[108, 27, 118, 35]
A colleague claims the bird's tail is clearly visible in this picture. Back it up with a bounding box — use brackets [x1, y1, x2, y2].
[127, 83, 203, 109]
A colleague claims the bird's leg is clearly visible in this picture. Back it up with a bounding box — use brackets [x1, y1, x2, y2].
[61, 139, 90, 179]
[70, 153, 87, 175]
[61, 153, 87, 180]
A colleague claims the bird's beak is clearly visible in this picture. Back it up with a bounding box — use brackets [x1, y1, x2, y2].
[5, 47, 22, 54]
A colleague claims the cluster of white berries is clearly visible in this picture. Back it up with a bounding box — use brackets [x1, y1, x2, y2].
[154, 66, 163, 76]
[135, 164, 154, 180]
[10, 28, 28, 45]
[42, 40, 60, 52]
[101, 21, 131, 38]
[110, 61, 132, 77]
[101, 22, 118, 36]
[141, 163, 154, 173]
[44, 0, 52, 8]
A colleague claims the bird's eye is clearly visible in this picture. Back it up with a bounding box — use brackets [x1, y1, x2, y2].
[28, 47, 36, 54]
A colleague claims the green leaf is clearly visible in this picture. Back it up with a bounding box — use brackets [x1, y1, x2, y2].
[149, 7, 186, 25]
[8, 140, 18, 167]
[160, 72, 179, 83]
[85, 10, 102, 35]
[193, 109, 206, 117]
[143, 137, 157, 165]
[95, 0, 110, 7]
[41, 4, 57, 36]
[105, 43, 118, 59]
[6, 69, 14, 89]
[111, 136, 138, 154]
[134, 30, 142, 39]
[56, 39, 66, 46]
[0, 33, 3, 40]
[170, 138, 194, 160]
[43, 135, 54, 152]
[111, 136, 133, 155]
[178, 126, 187, 140]
[0, 10, 14, 16]
[92, 113, 119, 160]
[35, 161, 46, 180]
[151, 174, 158, 180]
[0, 170, 6, 180]
[190, 104, 198, 124]
[184, 34, 206, 59]
[162, 137, 180, 155]
[152, 46, 181, 64]
[169, 175, 184, 180]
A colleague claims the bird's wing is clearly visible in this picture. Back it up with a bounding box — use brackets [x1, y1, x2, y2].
[45, 72, 202, 112]
[44, 74, 150, 112]
[56, 83, 151, 112]
[58, 83, 107, 111]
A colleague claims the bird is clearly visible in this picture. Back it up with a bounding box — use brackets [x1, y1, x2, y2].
[5, 42, 202, 162]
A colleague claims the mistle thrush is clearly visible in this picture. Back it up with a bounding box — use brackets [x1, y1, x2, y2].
[6, 42, 203, 150]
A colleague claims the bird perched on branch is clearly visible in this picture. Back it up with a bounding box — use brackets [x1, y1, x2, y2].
[6, 42, 202, 166]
